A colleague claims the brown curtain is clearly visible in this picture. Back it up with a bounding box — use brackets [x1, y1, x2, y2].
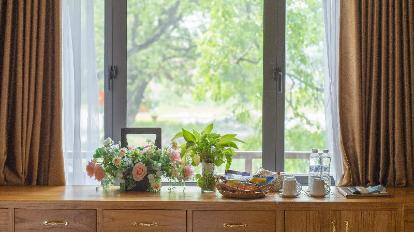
[0, 0, 65, 185]
[339, 0, 414, 186]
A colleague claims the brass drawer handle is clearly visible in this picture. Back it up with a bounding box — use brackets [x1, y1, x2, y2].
[344, 220, 349, 232]
[42, 220, 69, 226]
[132, 221, 158, 227]
[223, 223, 248, 228]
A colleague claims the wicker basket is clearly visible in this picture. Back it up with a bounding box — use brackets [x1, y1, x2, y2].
[216, 178, 273, 200]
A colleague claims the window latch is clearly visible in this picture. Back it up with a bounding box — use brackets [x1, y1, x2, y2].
[272, 66, 283, 93]
[107, 65, 118, 91]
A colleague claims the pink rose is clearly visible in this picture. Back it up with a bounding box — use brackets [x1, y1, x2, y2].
[132, 162, 147, 182]
[141, 145, 152, 155]
[119, 148, 127, 157]
[183, 165, 194, 178]
[169, 149, 181, 162]
[86, 161, 96, 177]
[94, 165, 105, 181]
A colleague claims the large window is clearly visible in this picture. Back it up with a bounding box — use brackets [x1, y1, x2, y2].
[63, 0, 328, 178]
[126, 0, 264, 174]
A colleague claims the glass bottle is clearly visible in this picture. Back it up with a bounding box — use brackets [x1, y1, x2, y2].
[308, 148, 320, 189]
[321, 149, 332, 185]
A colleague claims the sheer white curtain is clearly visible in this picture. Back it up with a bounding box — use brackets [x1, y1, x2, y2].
[62, 0, 102, 185]
[323, 0, 342, 183]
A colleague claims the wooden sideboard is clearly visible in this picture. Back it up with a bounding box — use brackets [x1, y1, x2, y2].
[0, 186, 413, 232]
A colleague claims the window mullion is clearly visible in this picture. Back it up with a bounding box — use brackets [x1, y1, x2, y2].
[262, 0, 286, 172]
[105, 0, 127, 142]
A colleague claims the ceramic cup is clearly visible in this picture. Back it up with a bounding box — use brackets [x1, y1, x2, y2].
[309, 177, 330, 197]
[282, 176, 302, 196]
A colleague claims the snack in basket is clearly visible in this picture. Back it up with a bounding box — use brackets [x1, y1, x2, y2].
[253, 168, 284, 192]
[216, 169, 278, 199]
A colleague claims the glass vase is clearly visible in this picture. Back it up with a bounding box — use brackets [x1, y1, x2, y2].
[200, 162, 216, 192]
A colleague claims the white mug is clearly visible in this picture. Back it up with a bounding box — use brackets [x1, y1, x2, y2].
[282, 177, 302, 196]
[309, 177, 330, 197]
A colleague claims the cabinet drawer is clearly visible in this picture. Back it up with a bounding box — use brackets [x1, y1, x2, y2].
[103, 210, 186, 232]
[0, 209, 8, 232]
[15, 209, 96, 232]
[193, 210, 275, 232]
[284, 210, 320, 232]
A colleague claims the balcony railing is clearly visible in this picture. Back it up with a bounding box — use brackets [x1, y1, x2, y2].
[234, 151, 310, 174]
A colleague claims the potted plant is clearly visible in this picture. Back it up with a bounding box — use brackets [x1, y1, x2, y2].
[173, 124, 243, 192]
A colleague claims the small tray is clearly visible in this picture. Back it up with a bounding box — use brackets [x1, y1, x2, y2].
[279, 192, 300, 198]
[216, 179, 272, 200]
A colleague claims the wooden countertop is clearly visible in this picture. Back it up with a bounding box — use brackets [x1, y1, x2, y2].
[0, 186, 413, 210]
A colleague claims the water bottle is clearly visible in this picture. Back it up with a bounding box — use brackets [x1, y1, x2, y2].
[308, 148, 320, 188]
[321, 149, 331, 185]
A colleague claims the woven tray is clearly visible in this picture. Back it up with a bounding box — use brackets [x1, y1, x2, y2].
[216, 181, 272, 199]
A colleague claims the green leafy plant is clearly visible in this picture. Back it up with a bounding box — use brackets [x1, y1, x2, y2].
[172, 123, 243, 191]
[173, 123, 244, 170]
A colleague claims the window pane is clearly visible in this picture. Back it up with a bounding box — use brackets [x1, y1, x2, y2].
[127, 0, 263, 173]
[285, 0, 327, 173]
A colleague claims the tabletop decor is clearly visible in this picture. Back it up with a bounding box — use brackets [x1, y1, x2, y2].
[216, 176, 273, 199]
[215, 169, 276, 199]
[164, 142, 194, 190]
[172, 123, 243, 192]
[86, 138, 190, 192]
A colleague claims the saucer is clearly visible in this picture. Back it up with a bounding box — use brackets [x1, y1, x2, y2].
[305, 191, 327, 198]
[279, 192, 300, 198]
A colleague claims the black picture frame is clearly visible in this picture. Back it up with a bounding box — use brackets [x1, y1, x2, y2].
[120, 128, 162, 149]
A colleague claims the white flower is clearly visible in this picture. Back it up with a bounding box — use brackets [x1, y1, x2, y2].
[103, 137, 113, 147]
[147, 174, 155, 183]
[156, 170, 162, 177]
[154, 163, 161, 171]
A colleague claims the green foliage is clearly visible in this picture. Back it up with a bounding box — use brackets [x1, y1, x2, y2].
[195, 172, 216, 191]
[285, 125, 326, 151]
[173, 123, 243, 170]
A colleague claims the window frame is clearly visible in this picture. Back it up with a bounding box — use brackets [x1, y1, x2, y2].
[104, 0, 287, 172]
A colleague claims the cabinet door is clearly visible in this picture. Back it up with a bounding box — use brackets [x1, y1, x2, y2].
[405, 222, 414, 232]
[361, 210, 396, 232]
[284, 210, 320, 232]
[405, 209, 414, 232]
[331, 210, 397, 232]
[0, 209, 8, 232]
[331, 210, 361, 232]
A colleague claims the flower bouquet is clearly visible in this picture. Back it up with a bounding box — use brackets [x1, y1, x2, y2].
[164, 142, 194, 189]
[86, 138, 189, 192]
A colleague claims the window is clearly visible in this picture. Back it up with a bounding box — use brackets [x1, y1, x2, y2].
[125, 0, 264, 174]
[63, 0, 329, 179]
[284, 0, 327, 173]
